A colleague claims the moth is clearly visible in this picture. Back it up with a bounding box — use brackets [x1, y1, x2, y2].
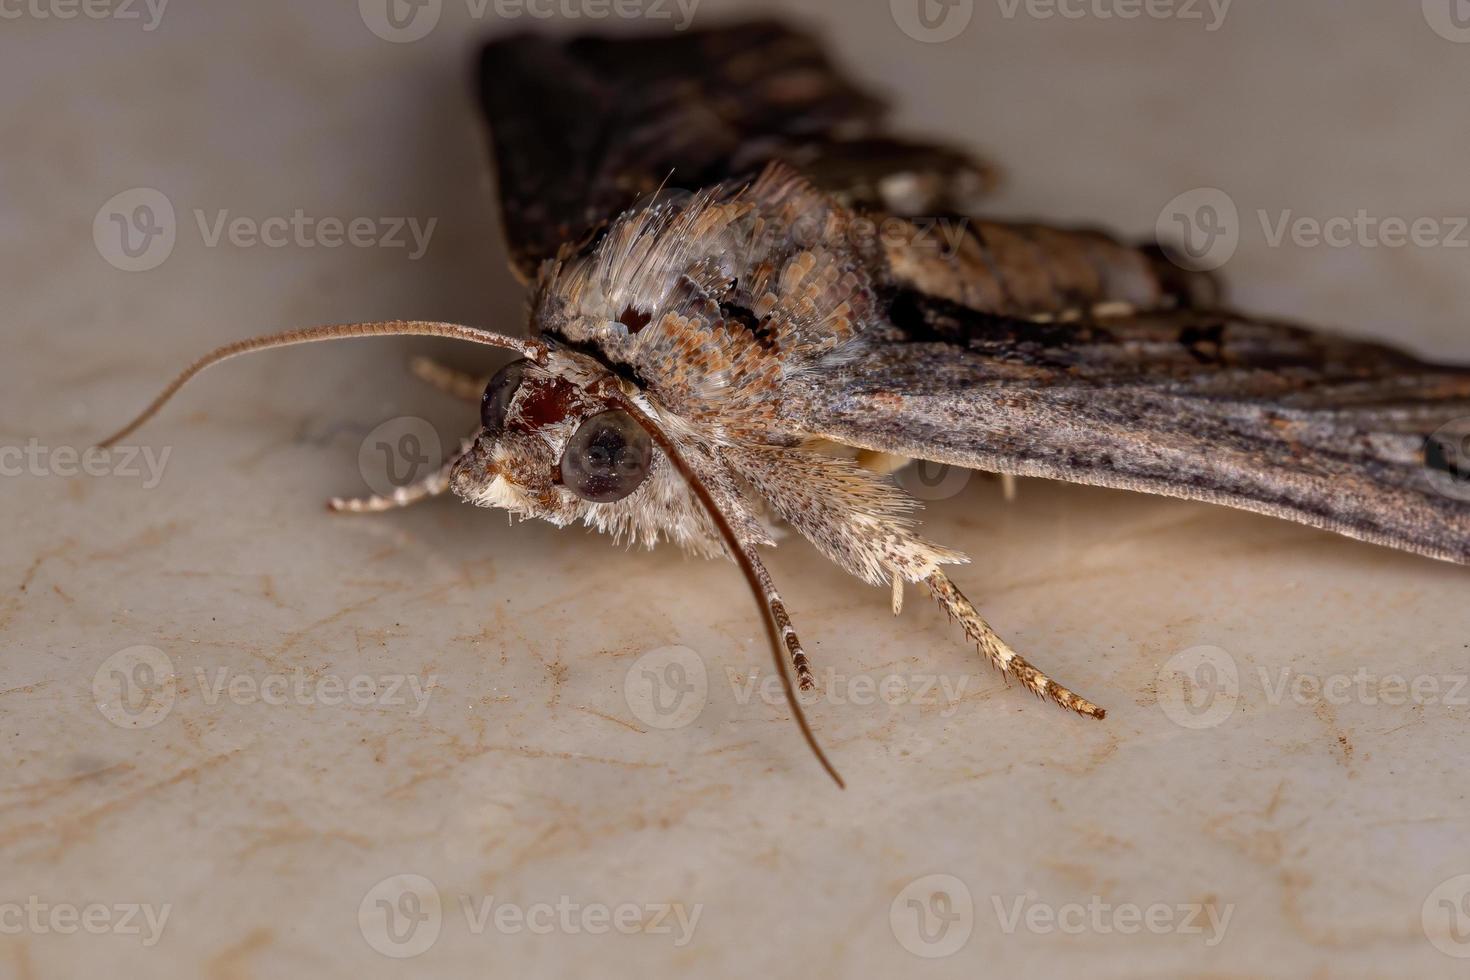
[101, 22, 1470, 787]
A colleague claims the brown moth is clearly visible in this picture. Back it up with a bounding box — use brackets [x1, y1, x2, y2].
[101, 22, 1470, 787]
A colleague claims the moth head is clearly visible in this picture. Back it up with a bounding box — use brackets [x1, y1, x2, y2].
[449, 351, 655, 523]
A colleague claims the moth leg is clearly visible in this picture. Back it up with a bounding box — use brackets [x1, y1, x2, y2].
[924, 570, 1105, 719]
[742, 543, 816, 692]
[1000, 473, 1018, 502]
[409, 356, 487, 403]
[327, 438, 471, 514]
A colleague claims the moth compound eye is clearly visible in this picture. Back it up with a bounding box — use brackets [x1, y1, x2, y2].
[480, 359, 528, 434]
[560, 410, 653, 503]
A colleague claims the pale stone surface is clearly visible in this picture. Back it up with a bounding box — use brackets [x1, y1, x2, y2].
[4, 2, 1470, 977]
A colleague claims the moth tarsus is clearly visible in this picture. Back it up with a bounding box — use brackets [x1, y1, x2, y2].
[105, 22, 1470, 786]
[925, 572, 1104, 720]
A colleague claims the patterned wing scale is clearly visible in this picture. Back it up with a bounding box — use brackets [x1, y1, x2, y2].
[790, 295, 1470, 564]
[478, 21, 998, 280]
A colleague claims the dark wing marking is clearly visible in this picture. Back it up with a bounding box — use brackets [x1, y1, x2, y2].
[788, 294, 1470, 564]
[478, 21, 998, 280]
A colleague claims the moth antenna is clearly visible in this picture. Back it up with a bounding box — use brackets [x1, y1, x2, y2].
[96, 321, 546, 449]
[604, 388, 846, 789]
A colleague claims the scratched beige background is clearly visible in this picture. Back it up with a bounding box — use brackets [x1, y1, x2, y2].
[4, 1, 1470, 977]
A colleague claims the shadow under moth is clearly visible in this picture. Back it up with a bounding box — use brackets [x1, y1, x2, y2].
[100, 22, 1470, 787]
